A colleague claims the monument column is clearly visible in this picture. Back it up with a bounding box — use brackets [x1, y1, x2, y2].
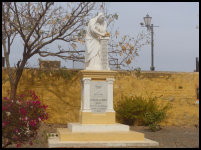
[81, 78, 91, 112]
[106, 78, 115, 112]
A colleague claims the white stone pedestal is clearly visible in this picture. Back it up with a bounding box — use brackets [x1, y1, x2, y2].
[68, 123, 129, 132]
[80, 77, 115, 113]
[79, 70, 117, 124]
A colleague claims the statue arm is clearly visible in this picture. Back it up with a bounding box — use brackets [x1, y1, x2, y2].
[90, 24, 105, 37]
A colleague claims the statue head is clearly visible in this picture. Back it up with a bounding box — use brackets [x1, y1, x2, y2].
[96, 13, 105, 24]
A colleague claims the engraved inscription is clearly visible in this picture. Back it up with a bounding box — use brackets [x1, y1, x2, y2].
[90, 81, 107, 113]
[101, 40, 109, 70]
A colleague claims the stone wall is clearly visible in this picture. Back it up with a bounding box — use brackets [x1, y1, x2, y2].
[114, 71, 199, 126]
[2, 68, 199, 126]
[39, 59, 61, 69]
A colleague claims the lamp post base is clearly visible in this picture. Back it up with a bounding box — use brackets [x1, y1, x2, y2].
[150, 66, 155, 71]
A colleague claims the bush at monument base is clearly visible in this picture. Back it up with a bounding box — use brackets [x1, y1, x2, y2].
[2, 90, 48, 148]
[115, 95, 171, 131]
[145, 111, 167, 131]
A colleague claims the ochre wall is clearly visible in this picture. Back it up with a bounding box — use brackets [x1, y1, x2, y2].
[2, 68, 199, 126]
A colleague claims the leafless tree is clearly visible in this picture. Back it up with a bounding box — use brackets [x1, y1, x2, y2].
[2, 2, 96, 100]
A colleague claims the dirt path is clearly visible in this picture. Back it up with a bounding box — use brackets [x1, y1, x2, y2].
[6, 124, 199, 148]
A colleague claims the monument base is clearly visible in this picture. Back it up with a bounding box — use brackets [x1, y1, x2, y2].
[80, 111, 115, 124]
[57, 128, 144, 141]
[48, 137, 159, 148]
[48, 124, 159, 147]
[48, 70, 159, 147]
[68, 123, 129, 132]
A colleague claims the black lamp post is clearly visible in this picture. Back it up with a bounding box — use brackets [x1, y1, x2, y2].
[141, 14, 159, 71]
[2, 57, 5, 67]
[196, 57, 199, 72]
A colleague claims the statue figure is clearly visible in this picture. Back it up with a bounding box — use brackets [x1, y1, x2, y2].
[85, 13, 107, 70]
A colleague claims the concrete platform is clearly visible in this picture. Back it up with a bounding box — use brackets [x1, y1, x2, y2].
[48, 136, 159, 148]
[68, 123, 129, 132]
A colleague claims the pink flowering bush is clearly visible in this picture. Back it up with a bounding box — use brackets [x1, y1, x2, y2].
[2, 90, 48, 148]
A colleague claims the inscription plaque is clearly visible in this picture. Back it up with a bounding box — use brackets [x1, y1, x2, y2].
[90, 81, 107, 113]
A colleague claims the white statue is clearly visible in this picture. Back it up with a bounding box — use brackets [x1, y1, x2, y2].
[85, 13, 107, 70]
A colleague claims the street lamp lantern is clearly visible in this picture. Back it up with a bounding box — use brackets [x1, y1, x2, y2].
[144, 14, 152, 27]
[140, 14, 159, 71]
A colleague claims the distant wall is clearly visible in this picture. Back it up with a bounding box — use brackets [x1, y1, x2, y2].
[2, 68, 199, 126]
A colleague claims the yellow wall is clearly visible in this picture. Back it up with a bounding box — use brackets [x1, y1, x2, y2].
[114, 71, 199, 126]
[2, 68, 199, 126]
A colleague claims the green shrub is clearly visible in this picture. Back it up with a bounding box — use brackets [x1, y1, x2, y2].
[144, 100, 170, 131]
[115, 96, 146, 125]
[145, 111, 165, 131]
[115, 95, 171, 131]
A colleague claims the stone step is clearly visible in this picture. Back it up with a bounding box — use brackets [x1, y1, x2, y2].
[68, 123, 130, 132]
[57, 128, 144, 141]
[48, 136, 159, 148]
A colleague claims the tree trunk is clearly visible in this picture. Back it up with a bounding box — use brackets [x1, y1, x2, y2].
[10, 83, 18, 100]
[9, 58, 27, 100]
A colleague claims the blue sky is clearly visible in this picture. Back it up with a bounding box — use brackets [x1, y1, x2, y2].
[4, 2, 199, 72]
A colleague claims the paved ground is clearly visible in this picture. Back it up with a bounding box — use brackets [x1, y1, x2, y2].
[6, 123, 199, 148]
[130, 126, 199, 148]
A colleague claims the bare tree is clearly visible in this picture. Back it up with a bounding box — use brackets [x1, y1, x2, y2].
[2, 2, 96, 100]
[108, 28, 150, 69]
[2, 2, 19, 99]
